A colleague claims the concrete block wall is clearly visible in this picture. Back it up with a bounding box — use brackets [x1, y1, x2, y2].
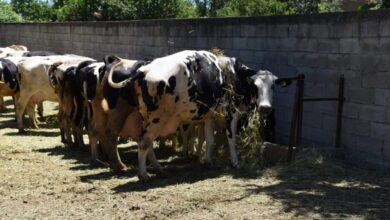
[1, 10, 390, 169]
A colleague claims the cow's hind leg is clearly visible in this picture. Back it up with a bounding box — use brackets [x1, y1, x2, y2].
[15, 92, 32, 133]
[101, 133, 127, 172]
[0, 96, 6, 111]
[226, 111, 240, 168]
[147, 148, 167, 178]
[26, 100, 39, 129]
[138, 137, 153, 181]
[204, 119, 216, 168]
[37, 101, 44, 120]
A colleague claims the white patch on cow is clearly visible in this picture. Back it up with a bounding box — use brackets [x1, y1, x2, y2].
[0, 62, 3, 82]
[251, 70, 278, 108]
[90, 62, 104, 84]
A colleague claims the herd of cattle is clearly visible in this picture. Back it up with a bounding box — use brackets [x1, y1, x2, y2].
[0, 44, 290, 181]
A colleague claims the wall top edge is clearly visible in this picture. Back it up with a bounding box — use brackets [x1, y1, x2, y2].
[0, 9, 390, 26]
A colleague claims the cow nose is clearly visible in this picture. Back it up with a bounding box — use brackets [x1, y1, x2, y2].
[259, 106, 272, 115]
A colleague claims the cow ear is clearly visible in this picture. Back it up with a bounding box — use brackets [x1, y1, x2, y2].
[103, 55, 120, 65]
[275, 78, 292, 88]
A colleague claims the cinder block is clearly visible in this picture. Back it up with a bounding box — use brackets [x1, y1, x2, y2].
[288, 24, 298, 37]
[232, 38, 247, 50]
[327, 54, 343, 70]
[380, 20, 390, 37]
[255, 24, 267, 37]
[240, 25, 256, 37]
[342, 102, 360, 119]
[302, 127, 335, 146]
[340, 38, 359, 54]
[371, 122, 390, 140]
[342, 54, 361, 71]
[329, 22, 359, 38]
[379, 38, 390, 54]
[343, 118, 371, 136]
[298, 23, 310, 38]
[280, 38, 298, 51]
[360, 38, 379, 53]
[359, 105, 385, 122]
[267, 24, 288, 37]
[377, 55, 390, 71]
[347, 87, 374, 104]
[360, 20, 379, 37]
[363, 72, 390, 89]
[317, 39, 339, 53]
[303, 111, 323, 128]
[374, 89, 390, 106]
[297, 38, 317, 52]
[310, 23, 328, 38]
[323, 115, 336, 131]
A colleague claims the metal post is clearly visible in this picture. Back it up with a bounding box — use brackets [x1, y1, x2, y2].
[296, 74, 305, 148]
[287, 75, 304, 162]
[335, 75, 345, 148]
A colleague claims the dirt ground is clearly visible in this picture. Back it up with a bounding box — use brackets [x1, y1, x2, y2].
[1, 99, 390, 219]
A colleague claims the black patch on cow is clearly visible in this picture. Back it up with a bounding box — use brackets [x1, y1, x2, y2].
[139, 75, 158, 112]
[166, 76, 176, 94]
[103, 61, 148, 109]
[103, 55, 120, 65]
[0, 58, 19, 91]
[152, 118, 160, 124]
[182, 124, 189, 131]
[175, 96, 179, 102]
[157, 81, 165, 97]
[190, 54, 224, 117]
[22, 51, 60, 57]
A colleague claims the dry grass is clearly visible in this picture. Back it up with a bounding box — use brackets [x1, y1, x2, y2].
[0, 98, 390, 219]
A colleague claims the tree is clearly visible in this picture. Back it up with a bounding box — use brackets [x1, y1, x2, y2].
[216, 0, 288, 17]
[0, 2, 22, 22]
[11, 0, 53, 22]
[194, 0, 229, 17]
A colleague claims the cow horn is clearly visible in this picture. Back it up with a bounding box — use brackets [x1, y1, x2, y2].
[107, 60, 131, 89]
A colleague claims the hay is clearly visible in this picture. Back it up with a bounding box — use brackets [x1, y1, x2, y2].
[237, 108, 266, 169]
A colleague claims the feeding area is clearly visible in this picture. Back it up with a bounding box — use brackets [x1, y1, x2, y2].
[0, 98, 389, 219]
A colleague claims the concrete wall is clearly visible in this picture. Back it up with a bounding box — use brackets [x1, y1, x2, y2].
[1, 10, 390, 169]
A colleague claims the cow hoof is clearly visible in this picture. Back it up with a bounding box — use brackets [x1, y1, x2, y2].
[111, 163, 127, 173]
[231, 163, 240, 169]
[138, 173, 151, 182]
[91, 159, 109, 168]
[18, 129, 26, 134]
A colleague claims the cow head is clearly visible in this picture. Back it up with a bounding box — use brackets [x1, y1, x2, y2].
[234, 60, 291, 116]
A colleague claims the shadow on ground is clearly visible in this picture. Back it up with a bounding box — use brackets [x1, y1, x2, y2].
[238, 149, 390, 218]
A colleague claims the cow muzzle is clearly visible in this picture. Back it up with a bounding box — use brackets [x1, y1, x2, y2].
[259, 106, 272, 116]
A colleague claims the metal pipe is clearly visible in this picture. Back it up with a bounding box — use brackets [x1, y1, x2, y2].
[335, 75, 345, 148]
[303, 97, 340, 102]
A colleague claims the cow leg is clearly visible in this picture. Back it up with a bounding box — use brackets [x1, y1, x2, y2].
[0, 96, 5, 111]
[204, 119, 216, 168]
[37, 101, 44, 120]
[26, 101, 39, 129]
[195, 123, 205, 160]
[15, 92, 32, 132]
[226, 111, 240, 168]
[101, 133, 127, 172]
[138, 137, 153, 181]
[147, 148, 167, 177]
[72, 126, 85, 148]
[88, 129, 100, 162]
[180, 124, 192, 159]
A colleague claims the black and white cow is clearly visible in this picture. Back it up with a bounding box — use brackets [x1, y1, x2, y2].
[107, 50, 289, 181]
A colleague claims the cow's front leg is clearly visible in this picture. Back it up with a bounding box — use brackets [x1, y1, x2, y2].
[138, 136, 153, 181]
[26, 101, 39, 129]
[147, 147, 168, 178]
[15, 93, 32, 132]
[204, 118, 215, 168]
[226, 111, 240, 168]
[0, 96, 6, 111]
[180, 124, 192, 159]
[37, 101, 44, 120]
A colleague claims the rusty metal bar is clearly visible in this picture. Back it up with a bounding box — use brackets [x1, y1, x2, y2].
[303, 97, 339, 102]
[335, 75, 345, 148]
[296, 75, 305, 148]
[287, 74, 304, 162]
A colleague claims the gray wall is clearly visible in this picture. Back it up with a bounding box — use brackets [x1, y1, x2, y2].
[1, 10, 390, 169]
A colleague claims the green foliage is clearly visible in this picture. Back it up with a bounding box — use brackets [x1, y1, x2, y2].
[216, 0, 288, 17]
[285, 0, 320, 14]
[318, 0, 342, 13]
[11, 0, 53, 22]
[358, 0, 390, 11]
[177, 0, 198, 18]
[0, 2, 22, 22]
[133, 0, 180, 19]
[194, 0, 227, 17]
